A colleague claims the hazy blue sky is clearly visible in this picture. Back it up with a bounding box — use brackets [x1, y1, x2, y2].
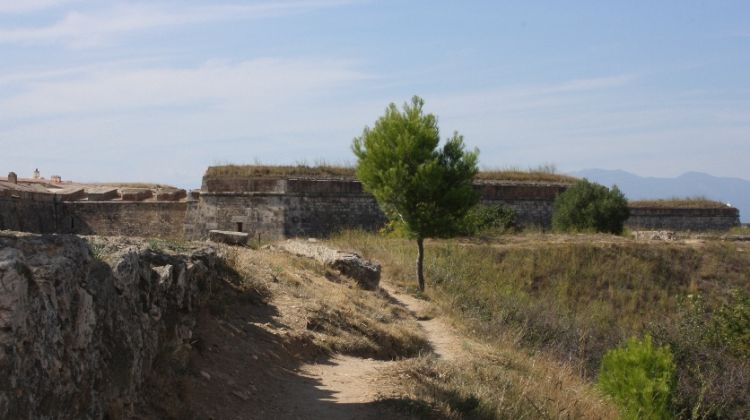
[1, 0, 748, 188]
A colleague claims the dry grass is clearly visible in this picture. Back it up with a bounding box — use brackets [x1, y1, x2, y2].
[384, 348, 618, 419]
[629, 197, 729, 208]
[330, 230, 750, 418]
[219, 244, 429, 360]
[476, 165, 577, 184]
[205, 164, 357, 179]
[205, 163, 578, 183]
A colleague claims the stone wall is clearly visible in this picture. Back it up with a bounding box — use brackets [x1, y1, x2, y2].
[64, 201, 187, 239]
[0, 232, 217, 419]
[0, 190, 60, 233]
[626, 207, 740, 231]
[185, 177, 567, 240]
[186, 188, 385, 241]
[0, 191, 187, 239]
[476, 181, 568, 227]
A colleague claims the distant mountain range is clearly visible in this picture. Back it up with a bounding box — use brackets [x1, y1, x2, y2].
[570, 169, 749, 223]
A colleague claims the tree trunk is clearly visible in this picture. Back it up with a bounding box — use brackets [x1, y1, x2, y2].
[416, 237, 425, 291]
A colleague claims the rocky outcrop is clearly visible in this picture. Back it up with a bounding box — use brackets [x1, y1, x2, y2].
[633, 230, 677, 241]
[279, 239, 380, 290]
[0, 232, 217, 419]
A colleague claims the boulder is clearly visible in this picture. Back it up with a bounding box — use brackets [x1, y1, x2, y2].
[279, 239, 380, 290]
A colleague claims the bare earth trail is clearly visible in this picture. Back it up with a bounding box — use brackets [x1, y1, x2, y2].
[297, 282, 468, 416]
[183, 278, 468, 420]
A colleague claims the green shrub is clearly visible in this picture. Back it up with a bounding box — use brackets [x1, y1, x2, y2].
[712, 289, 750, 358]
[657, 293, 750, 419]
[460, 204, 517, 235]
[598, 335, 675, 419]
[552, 179, 629, 234]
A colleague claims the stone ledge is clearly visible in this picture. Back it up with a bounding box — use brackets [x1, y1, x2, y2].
[208, 230, 248, 246]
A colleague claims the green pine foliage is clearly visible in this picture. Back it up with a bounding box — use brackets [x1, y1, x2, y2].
[552, 179, 630, 234]
[598, 336, 676, 420]
[460, 204, 517, 235]
[352, 96, 479, 290]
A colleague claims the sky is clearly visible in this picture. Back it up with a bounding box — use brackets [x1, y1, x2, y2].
[0, 0, 748, 189]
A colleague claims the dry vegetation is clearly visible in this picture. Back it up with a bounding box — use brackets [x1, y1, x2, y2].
[204, 164, 357, 179]
[206, 163, 578, 183]
[330, 231, 750, 419]
[629, 197, 730, 208]
[475, 165, 577, 184]
[380, 342, 618, 419]
[218, 244, 429, 360]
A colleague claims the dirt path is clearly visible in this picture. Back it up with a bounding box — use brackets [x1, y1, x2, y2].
[183, 279, 466, 420]
[296, 282, 467, 416]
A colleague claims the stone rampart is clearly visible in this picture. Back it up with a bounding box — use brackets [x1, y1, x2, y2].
[2, 172, 743, 240]
[184, 177, 567, 240]
[64, 201, 187, 239]
[0, 190, 186, 239]
[626, 207, 739, 231]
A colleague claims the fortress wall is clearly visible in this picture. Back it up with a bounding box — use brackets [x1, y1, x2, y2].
[476, 183, 568, 227]
[185, 193, 287, 240]
[626, 207, 740, 231]
[186, 178, 565, 240]
[63, 201, 187, 239]
[0, 190, 60, 233]
[283, 193, 386, 237]
[186, 190, 385, 241]
[0, 190, 187, 239]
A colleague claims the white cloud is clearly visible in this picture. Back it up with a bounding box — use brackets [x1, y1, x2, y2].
[0, 0, 78, 14]
[0, 0, 356, 47]
[0, 58, 369, 120]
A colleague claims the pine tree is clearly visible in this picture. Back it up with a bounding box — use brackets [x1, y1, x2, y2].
[352, 96, 479, 291]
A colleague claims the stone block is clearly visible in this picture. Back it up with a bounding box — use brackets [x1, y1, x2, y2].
[208, 229, 248, 246]
[120, 189, 153, 201]
[86, 188, 119, 201]
[155, 189, 187, 201]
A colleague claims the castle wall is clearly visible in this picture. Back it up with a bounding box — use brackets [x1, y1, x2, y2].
[0, 190, 186, 239]
[64, 201, 187, 239]
[476, 182, 568, 227]
[2, 175, 742, 241]
[0, 190, 61, 233]
[626, 207, 739, 231]
[185, 182, 385, 241]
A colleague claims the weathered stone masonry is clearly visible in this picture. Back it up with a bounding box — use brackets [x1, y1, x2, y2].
[0, 172, 742, 240]
[0, 189, 186, 239]
[626, 207, 740, 231]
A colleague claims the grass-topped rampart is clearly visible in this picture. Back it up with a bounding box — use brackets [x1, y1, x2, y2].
[629, 197, 729, 209]
[205, 163, 578, 184]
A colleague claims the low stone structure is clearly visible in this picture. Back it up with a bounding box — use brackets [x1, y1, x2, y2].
[279, 239, 381, 290]
[120, 189, 153, 201]
[626, 207, 739, 231]
[208, 229, 249, 245]
[86, 187, 120, 201]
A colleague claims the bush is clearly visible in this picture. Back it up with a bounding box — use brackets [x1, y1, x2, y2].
[460, 204, 517, 235]
[598, 335, 676, 420]
[655, 292, 750, 419]
[552, 179, 629, 234]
